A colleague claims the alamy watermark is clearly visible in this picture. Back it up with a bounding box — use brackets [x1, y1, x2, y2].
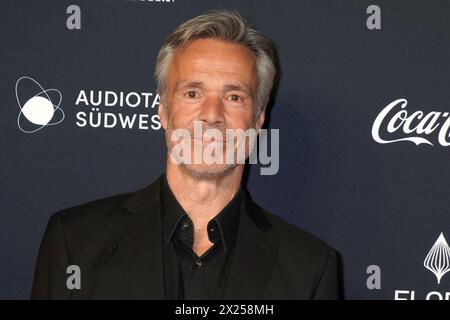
[168, 120, 279, 175]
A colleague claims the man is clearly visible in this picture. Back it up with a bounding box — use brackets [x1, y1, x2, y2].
[31, 10, 340, 299]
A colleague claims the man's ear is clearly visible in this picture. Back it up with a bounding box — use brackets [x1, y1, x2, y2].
[255, 104, 267, 132]
[157, 94, 168, 130]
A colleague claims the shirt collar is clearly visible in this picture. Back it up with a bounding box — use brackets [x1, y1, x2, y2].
[160, 173, 242, 252]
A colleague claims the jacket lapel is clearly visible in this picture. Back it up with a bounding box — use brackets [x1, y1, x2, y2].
[113, 176, 165, 299]
[110, 176, 280, 300]
[224, 194, 280, 299]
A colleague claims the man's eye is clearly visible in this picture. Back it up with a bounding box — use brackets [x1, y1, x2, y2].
[229, 94, 242, 102]
[185, 91, 198, 98]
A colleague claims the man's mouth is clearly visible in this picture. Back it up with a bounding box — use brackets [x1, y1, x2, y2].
[192, 137, 225, 143]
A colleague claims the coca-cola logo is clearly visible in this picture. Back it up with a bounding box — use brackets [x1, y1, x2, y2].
[372, 98, 450, 146]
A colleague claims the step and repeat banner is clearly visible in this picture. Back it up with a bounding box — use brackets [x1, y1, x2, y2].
[1, 0, 449, 299]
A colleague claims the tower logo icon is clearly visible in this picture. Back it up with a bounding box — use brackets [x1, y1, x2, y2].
[423, 232, 450, 284]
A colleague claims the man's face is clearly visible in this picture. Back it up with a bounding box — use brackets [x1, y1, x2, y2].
[159, 38, 266, 178]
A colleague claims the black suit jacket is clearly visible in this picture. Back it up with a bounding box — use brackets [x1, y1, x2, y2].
[31, 176, 340, 299]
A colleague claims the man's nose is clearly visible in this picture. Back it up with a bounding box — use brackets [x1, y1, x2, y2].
[198, 95, 225, 126]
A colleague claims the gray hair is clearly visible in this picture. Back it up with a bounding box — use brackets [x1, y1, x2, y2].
[155, 10, 277, 116]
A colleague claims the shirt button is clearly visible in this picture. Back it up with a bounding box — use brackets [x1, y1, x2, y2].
[194, 259, 203, 267]
[209, 227, 215, 233]
[181, 222, 189, 230]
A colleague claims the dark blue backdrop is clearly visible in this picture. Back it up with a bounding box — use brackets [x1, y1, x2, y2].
[1, 0, 449, 299]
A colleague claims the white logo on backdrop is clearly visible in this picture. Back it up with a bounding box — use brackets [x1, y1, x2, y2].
[393, 232, 450, 300]
[372, 98, 450, 146]
[424, 233, 450, 284]
[15, 76, 65, 133]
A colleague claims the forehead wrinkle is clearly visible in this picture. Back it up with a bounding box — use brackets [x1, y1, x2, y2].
[168, 39, 257, 96]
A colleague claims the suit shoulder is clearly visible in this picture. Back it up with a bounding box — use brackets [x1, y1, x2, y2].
[54, 190, 131, 227]
[261, 207, 336, 257]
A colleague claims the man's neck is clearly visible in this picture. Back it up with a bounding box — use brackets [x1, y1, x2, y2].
[165, 162, 243, 254]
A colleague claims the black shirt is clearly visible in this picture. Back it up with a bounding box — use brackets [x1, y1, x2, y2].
[160, 174, 243, 300]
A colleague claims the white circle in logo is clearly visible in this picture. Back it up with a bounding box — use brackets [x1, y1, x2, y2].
[21, 96, 55, 125]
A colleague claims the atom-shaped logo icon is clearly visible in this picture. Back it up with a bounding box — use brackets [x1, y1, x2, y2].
[15, 76, 65, 133]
